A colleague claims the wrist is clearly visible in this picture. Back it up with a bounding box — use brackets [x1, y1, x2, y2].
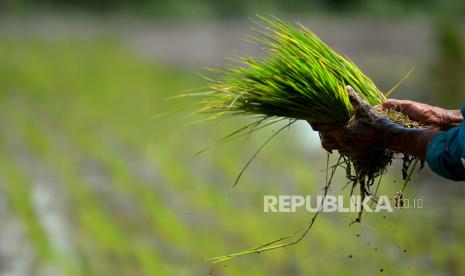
[385, 125, 439, 160]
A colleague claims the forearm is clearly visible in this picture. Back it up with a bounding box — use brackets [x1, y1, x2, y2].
[385, 108, 461, 159]
[387, 127, 441, 160]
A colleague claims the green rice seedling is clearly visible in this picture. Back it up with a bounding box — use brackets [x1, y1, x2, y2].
[199, 16, 387, 123]
[192, 16, 419, 262]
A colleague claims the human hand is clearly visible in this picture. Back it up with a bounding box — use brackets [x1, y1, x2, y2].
[382, 99, 463, 131]
[309, 86, 401, 157]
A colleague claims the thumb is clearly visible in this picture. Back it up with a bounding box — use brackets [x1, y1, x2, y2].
[347, 86, 371, 117]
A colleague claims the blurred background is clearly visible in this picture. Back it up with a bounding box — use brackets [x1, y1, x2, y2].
[1, 0, 465, 275]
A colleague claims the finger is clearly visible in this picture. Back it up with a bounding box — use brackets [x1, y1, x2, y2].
[381, 99, 399, 110]
[320, 134, 338, 153]
[374, 105, 384, 112]
[381, 99, 411, 111]
[338, 149, 365, 158]
[319, 132, 337, 144]
[309, 122, 323, 131]
[319, 129, 346, 153]
[321, 141, 337, 153]
[346, 86, 371, 116]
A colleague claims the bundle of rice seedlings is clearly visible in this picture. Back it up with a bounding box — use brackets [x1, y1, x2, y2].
[192, 16, 419, 262]
[203, 18, 384, 123]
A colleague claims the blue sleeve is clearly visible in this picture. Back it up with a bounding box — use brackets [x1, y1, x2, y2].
[426, 106, 465, 181]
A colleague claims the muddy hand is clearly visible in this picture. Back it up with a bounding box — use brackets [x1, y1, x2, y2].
[310, 86, 398, 157]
